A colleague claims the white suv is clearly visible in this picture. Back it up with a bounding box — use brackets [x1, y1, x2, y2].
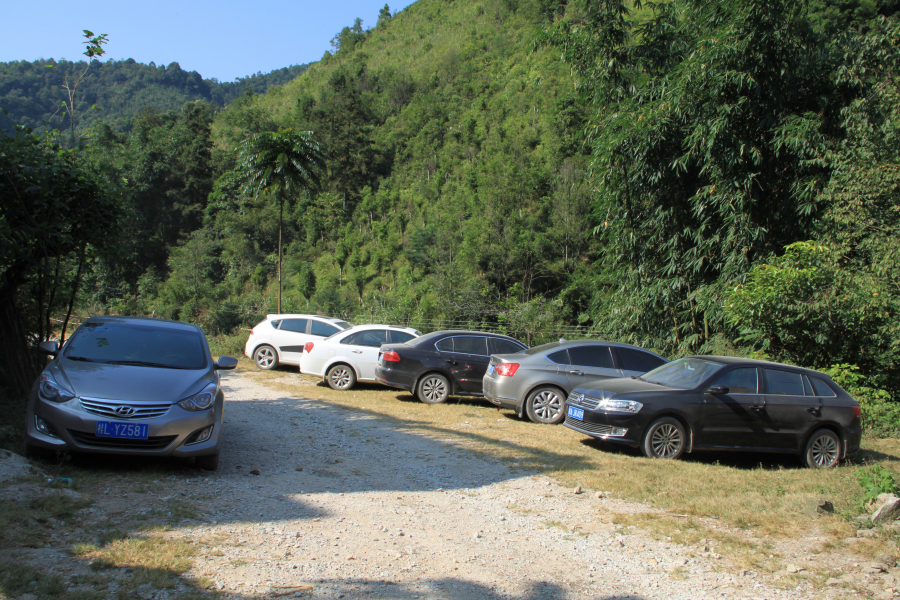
[245, 314, 353, 370]
[300, 324, 420, 390]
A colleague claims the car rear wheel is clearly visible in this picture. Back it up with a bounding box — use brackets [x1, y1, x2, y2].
[195, 452, 220, 471]
[327, 364, 356, 390]
[642, 417, 686, 460]
[525, 386, 566, 424]
[253, 345, 278, 370]
[417, 373, 450, 404]
[803, 429, 841, 468]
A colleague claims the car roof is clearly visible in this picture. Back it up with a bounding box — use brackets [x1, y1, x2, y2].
[522, 339, 667, 358]
[688, 355, 834, 379]
[413, 330, 523, 344]
[340, 324, 420, 333]
[266, 314, 346, 323]
[81, 315, 201, 333]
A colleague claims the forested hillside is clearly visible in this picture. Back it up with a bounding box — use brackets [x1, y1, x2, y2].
[4, 0, 900, 431]
[0, 59, 310, 134]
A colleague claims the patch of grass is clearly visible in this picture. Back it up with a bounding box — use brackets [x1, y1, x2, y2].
[0, 563, 66, 598]
[169, 499, 199, 521]
[74, 530, 196, 580]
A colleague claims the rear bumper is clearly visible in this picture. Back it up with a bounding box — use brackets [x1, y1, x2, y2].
[485, 393, 519, 410]
[374, 365, 415, 391]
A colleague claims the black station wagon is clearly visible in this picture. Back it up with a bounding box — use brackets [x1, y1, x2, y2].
[375, 330, 526, 404]
[563, 356, 862, 468]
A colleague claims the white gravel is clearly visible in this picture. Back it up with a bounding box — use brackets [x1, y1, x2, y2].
[178, 371, 816, 600]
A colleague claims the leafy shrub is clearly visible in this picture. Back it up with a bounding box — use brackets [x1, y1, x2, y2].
[856, 465, 900, 507]
[826, 364, 900, 438]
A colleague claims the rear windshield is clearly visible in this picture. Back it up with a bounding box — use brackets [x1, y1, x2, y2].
[523, 342, 562, 355]
[334, 320, 352, 330]
[640, 357, 724, 389]
[64, 322, 208, 370]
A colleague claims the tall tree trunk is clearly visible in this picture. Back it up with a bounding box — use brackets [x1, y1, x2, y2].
[278, 190, 283, 314]
[0, 288, 37, 394]
[60, 244, 87, 346]
[45, 254, 62, 341]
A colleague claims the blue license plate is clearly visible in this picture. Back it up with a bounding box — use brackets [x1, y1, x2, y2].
[96, 422, 149, 440]
[567, 406, 584, 421]
[487, 364, 495, 375]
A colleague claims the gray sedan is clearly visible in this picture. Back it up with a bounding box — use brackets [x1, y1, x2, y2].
[483, 340, 667, 424]
[25, 316, 236, 470]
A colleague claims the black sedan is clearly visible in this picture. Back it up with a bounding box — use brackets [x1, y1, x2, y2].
[375, 330, 526, 404]
[563, 356, 861, 468]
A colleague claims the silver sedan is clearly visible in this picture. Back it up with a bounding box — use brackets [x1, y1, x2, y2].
[25, 316, 236, 470]
[483, 340, 668, 424]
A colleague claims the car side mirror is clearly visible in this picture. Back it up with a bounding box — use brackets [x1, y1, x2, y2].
[215, 356, 238, 370]
[38, 340, 59, 356]
[707, 385, 729, 395]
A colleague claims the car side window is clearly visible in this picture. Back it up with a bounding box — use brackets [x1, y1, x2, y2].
[764, 369, 805, 395]
[547, 349, 570, 365]
[453, 336, 488, 356]
[809, 377, 837, 397]
[310, 320, 340, 337]
[616, 347, 667, 372]
[279, 318, 308, 333]
[491, 338, 525, 355]
[355, 330, 388, 347]
[340, 332, 358, 345]
[711, 368, 758, 394]
[568, 345, 615, 369]
[436, 338, 454, 352]
[270, 319, 282, 329]
[390, 331, 416, 344]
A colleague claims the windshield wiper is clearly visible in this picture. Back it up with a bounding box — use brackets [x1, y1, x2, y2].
[641, 379, 670, 387]
[106, 360, 190, 369]
[64, 355, 99, 362]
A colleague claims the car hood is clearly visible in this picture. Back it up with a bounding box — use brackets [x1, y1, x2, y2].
[55, 360, 210, 404]
[575, 377, 673, 397]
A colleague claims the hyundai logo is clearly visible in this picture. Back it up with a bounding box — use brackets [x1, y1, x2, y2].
[114, 406, 135, 416]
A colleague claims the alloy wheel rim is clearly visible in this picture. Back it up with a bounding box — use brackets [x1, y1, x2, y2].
[422, 377, 447, 402]
[650, 423, 682, 458]
[811, 435, 839, 467]
[533, 391, 561, 420]
[256, 348, 274, 368]
[330, 368, 351, 388]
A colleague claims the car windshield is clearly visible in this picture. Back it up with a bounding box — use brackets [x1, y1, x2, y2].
[639, 357, 725, 389]
[523, 342, 562, 355]
[63, 322, 207, 370]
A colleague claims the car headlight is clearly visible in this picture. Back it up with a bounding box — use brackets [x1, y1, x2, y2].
[178, 382, 217, 411]
[596, 398, 643, 413]
[39, 373, 76, 403]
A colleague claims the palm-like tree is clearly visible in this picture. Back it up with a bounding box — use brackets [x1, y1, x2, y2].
[236, 128, 325, 313]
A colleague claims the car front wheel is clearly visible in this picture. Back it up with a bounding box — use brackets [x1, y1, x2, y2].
[803, 429, 841, 468]
[417, 373, 450, 404]
[327, 364, 356, 390]
[525, 386, 566, 424]
[642, 417, 686, 460]
[253, 345, 278, 370]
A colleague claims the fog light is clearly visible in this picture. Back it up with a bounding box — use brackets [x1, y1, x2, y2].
[610, 428, 628, 437]
[186, 425, 213, 445]
[35, 416, 59, 438]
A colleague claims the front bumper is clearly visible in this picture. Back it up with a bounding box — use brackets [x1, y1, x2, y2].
[26, 393, 222, 457]
[562, 402, 642, 447]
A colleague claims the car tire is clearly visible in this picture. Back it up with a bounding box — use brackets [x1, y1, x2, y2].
[326, 364, 356, 390]
[642, 417, 687, 460]
[195, 452, 220, 471]
[803, 429, 841, 469]
[253, 345, 278, 370]
[417, 373, 450, 404]
[525, 386, 566, 424]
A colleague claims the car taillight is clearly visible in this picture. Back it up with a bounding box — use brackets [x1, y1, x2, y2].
[382, 350, 401, 362]
[304, 342, 314, 353]
[250, 328, 255, 335]
[852, 405, 861, 419]
[496, 362, 520, 377]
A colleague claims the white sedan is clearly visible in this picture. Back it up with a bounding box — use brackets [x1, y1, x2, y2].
[300, 324, 421, 390]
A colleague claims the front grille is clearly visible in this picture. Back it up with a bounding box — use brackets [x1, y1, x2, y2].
[80, 397, 171, 420]
[567, 392, 600, 410]
[67, 430, 177, 451]
[565, 416, 615, 436]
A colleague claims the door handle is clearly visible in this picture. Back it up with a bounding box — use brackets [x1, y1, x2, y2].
[569, 370, 584, 376]
[750, 406, 764, 412]
[807, 407, 821, 414]
[447, 360, 458, 365]
[351, 350, 363, 354]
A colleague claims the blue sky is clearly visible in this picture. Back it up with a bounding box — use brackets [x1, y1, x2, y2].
[2, 0, 418, 81]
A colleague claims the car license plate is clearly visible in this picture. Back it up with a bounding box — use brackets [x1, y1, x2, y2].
[96, 422, 149, 440]
[567, 406, 584, 421]
[487, 364, 495, 375]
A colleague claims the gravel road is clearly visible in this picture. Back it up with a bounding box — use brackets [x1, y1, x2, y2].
[169, 370, 816, 600]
